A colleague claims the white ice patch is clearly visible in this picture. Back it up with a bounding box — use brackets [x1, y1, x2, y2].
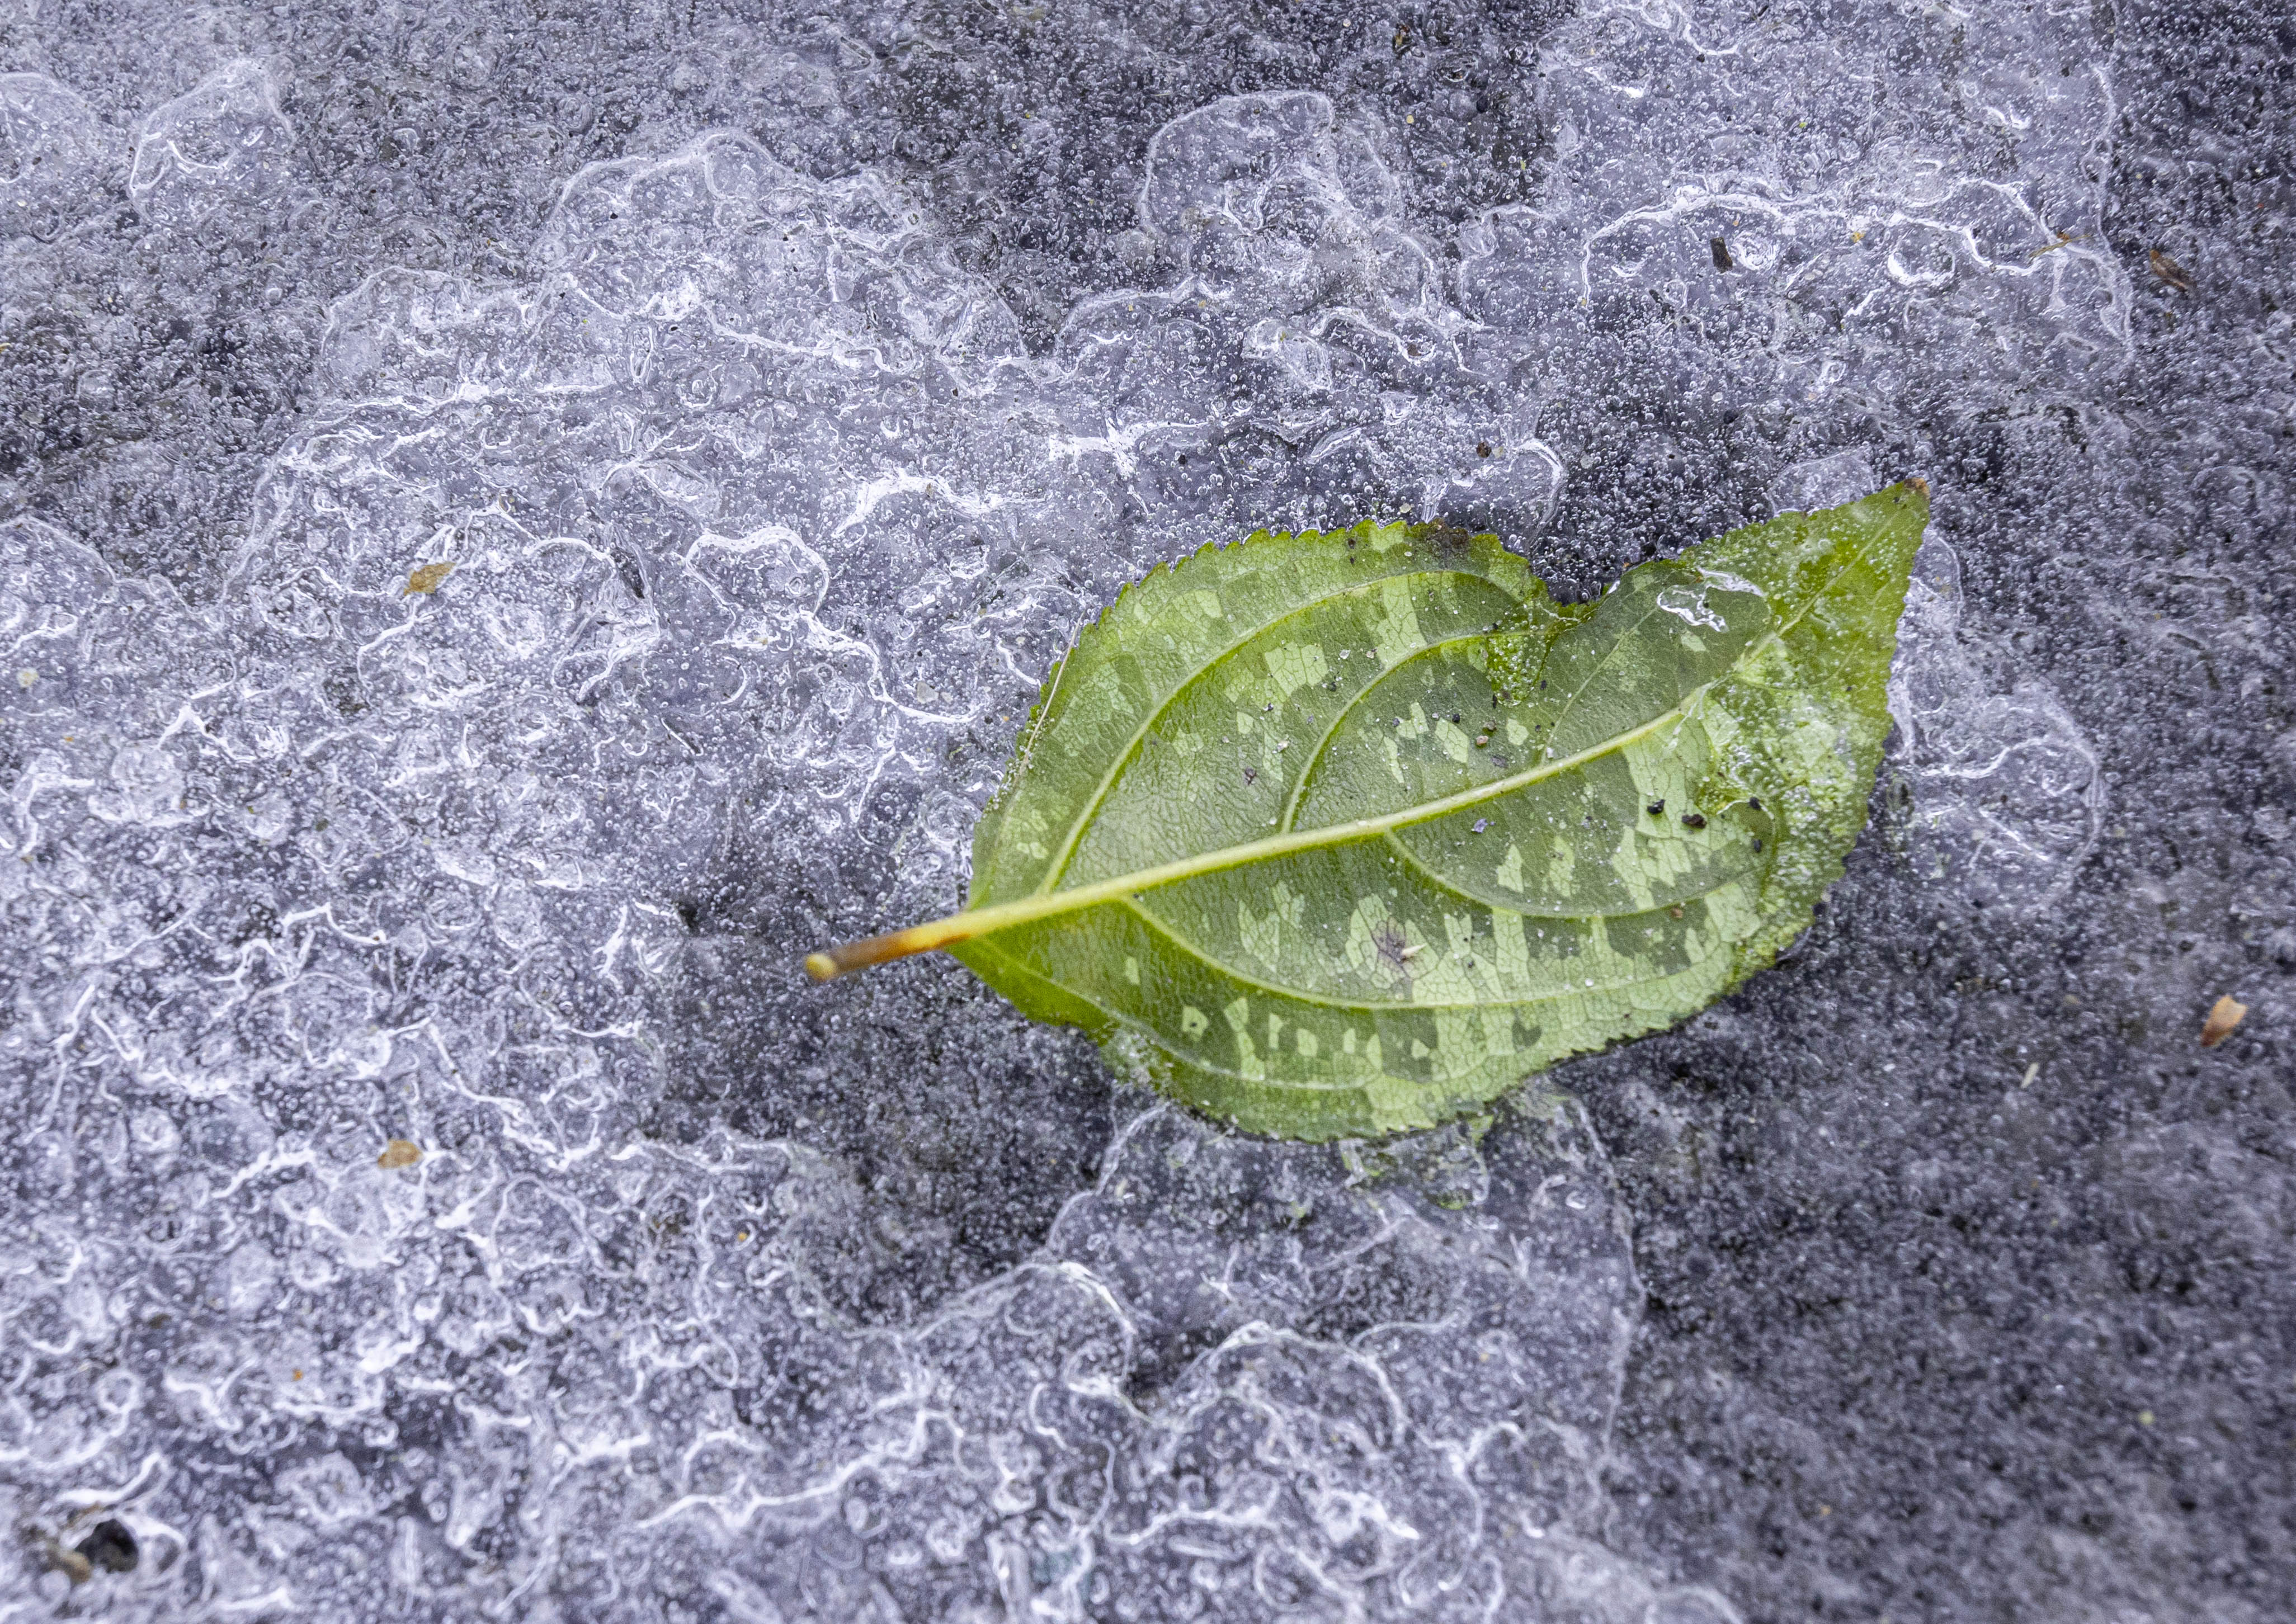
[129, 59, 297, 231]
[0, 91, 1692, 1622]
[1059, 91, 1564, 545]
[0, 72, 122, 238]
[1888, 537, 2105, 909]
[1771, 451, 1882, 517]
[1696, 568, 1765, 598]
[2, 11, 2132, 1608]
[1460, 5, 2132, 405]
[1656, 582, 1728, 630]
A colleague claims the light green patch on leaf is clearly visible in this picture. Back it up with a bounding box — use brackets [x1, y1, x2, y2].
[812, 485, 1930, 1141]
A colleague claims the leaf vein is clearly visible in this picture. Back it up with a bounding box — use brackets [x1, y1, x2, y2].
[1033, 562, 1515, 895]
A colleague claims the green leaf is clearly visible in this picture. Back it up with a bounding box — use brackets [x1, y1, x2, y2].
[809, 483, 1930, 1141]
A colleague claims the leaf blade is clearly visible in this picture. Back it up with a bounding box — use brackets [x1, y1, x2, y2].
[830, 483, 1929, 1140]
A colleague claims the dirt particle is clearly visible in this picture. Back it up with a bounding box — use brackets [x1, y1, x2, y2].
[403, 560, 455, 597]
[42, 1538, 92, 1585]
[2200, 994, 2246, 1048]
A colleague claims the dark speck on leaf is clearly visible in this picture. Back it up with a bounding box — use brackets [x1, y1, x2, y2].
[1711, 235, 1733, 271]
[1681, 811, 1708, 829]
[1243, 767, 1257, 783]
[1477, 442, 1492, 457]
[1647, 800, 1665, 815]
[1747, 795, 1762, 810]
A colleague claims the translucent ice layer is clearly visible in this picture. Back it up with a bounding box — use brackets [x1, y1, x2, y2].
[1, 3, 2161, 1616]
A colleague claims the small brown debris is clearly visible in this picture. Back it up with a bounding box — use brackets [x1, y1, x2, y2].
[1476, 442, 1493, 457]
[2148, 249, 2194, 294]
[403, 560, 455, 597]
[42, 1536, 93, 1584]
[378, 1138, 423, 1169]
[2200, 994, 2246, 1048]
[1680, 811, 1708, 830]
[1710, 235, 1733, 271]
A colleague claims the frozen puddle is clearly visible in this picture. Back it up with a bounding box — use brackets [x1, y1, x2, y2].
[4, 6, 2128, 1612]
[3, 91, 1709, 1622]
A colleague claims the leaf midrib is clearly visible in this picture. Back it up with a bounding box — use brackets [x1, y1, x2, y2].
[935, 684, 1713, 952]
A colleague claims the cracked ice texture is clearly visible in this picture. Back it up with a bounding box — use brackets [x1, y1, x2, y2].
[0, 1, 2184, 1617]
[1, 89, 1709, 1624]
